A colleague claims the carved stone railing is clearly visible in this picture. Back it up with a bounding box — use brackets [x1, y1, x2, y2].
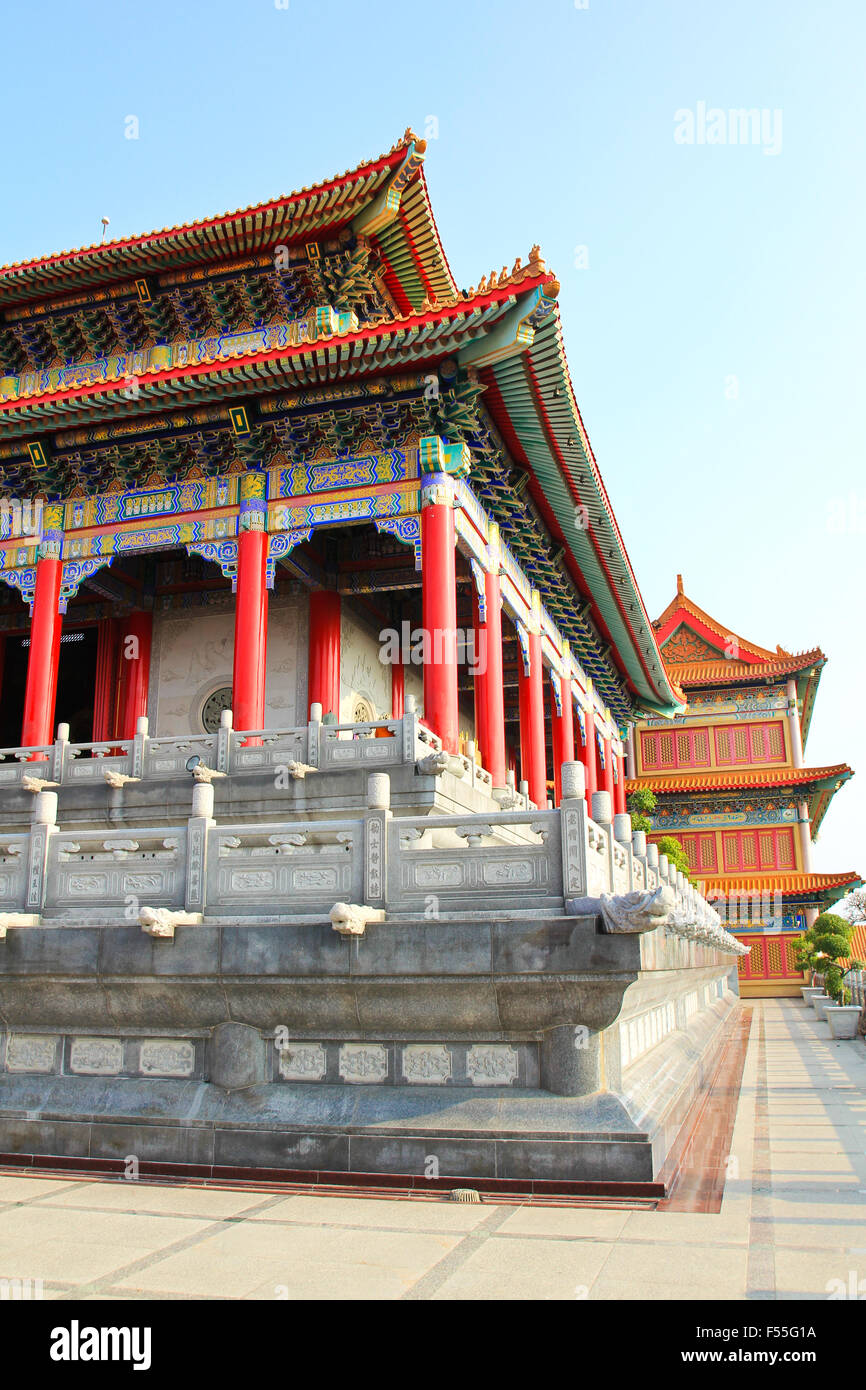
[0, 703, 491, 792]
[0, 746, 53, 785]
[0, 765, 747, 954]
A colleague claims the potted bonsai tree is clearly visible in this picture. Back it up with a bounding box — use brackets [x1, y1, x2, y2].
[792, 934, 826, 1004]
[808, 914, 855, 1023]
[835, 888, 866, 1037]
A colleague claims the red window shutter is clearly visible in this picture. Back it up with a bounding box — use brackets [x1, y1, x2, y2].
[681, 835, 698, 870]
[766, 723, 785, 761]
[758, 831, 775, 868]
[659, 732, 675, 767]
[676, 731, 691, 766]
[750, 726, 767, 761]
[733, 728, 749, 763]
[715, 727, 732, 764]
[699, 836, 717, 871]
[723, 834, 739, 870]
[693, 728, 710, 765]
[776, 831, 795, 869]
[641, 732, 657, 770]
[741, 833, 758, 869]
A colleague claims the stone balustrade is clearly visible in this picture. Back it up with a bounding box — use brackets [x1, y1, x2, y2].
[0, 763, 746, 954]
[0, 707, 518, 804]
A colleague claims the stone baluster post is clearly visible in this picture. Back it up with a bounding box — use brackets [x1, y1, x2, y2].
[131, 715, 149, 779]
[51, 722, 69, 784]
[308, 702, 322, 768]
[364, 773, 391, 910]
[185, 780, 215, 914]
[613, 811, 634, 890]
[25, 790, 57, 914]
[646, 840, 659, 889]
[401, 697, 417, 765]
[216, 708, 233, 773]
[559, 761, 589, 900]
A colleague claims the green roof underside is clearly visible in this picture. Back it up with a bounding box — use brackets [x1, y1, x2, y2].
[485, 309, 682, 721]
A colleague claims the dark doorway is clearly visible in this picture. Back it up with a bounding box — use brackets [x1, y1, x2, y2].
[0, 628, 98, 748]
[56, 629, 98, 743]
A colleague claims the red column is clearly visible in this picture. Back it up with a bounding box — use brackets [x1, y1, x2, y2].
[391, 657, 405, 720]
[602, 732, 615, 804]
[21, 556, 62, 748]
[614, 747, 627, 815]
[233, 528, 269, 733]
[518, 628, 547, 807]
[421, 488, 458, 752]
[579, 705, 597, 800]
[308, 590, 341, 719]
[93, 618, 118, 742]
[550, 673, 575, 806]
[115, 613, 153, 740]
[473, 571, 506, 787]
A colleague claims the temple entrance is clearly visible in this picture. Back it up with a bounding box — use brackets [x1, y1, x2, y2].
[55, 629, 99, 742]
[0, 627, 98, 748]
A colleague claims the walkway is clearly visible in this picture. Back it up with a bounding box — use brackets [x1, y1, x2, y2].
[1, 999, 864, 1300]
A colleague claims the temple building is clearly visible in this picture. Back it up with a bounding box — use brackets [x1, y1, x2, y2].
[0, 130, 687, 791]
[628, 578, 860, 997]
[0, 134, 748, 1189]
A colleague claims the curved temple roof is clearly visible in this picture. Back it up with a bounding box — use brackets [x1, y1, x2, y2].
[0, 132, 681, 721]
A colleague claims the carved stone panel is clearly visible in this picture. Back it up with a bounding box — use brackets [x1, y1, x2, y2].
[69, 1037, 123, 1075]
[402, 1045, 452, 1085]
[338, 1043, 388, 1084]
[412, 862, 464, 888]
[466, 1044, 519, 1086]
[139, 1039, 196, 1078]
[482, 859, 534, 886]
[6, 1034, 58, 1073]
[278, 1043, 327, 1082]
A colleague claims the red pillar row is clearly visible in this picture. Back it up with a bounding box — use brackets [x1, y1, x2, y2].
[550, 671, 575, 806]
[602, 732, 615, 805]
[93, 618, 118, 743]
[21, 556, 62, 748]
[308, 589, 341, 720]
[115, 613, 153, 741]
[614, 746, 627, 815]
[473, 569, 506, 788]
[421, 489, 459, 753]
[579, 705, 597, 800]
[518, 628, 546, 808]
[390, 656, 405, 720]
[233, 528, 269, 733]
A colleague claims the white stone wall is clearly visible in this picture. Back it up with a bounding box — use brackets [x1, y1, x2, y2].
[148, 594, 307, 735]
[339, 607, 391, 723]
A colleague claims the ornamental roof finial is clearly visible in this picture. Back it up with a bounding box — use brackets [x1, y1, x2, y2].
[676, 573, 684, 595]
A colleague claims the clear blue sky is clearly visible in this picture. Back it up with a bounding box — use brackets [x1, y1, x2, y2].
[1, 0, 863, 877]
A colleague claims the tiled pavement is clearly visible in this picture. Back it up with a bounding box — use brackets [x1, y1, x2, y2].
[1, 998, 864, 1300]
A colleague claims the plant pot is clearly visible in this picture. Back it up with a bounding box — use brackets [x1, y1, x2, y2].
[826, 1006, 862, 1040]
[813, 995, 834, 1020]
[801, 987, 825, 1003]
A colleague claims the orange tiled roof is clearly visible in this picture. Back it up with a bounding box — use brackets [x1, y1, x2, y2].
[653, 580, 826, 686]
[843, 924, 866, 967]
[669, 651, 825, 687]
[627, 764, 852, 794]
[696, 871, 862, 896]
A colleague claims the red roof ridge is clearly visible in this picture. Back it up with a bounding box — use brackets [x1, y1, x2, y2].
[0, 130, 420, 280]
[420, 246, 557, 310]
[626, 762, 853, 792]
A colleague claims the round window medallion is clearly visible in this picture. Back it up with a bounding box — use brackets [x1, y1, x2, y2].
[201, 686, 232, 733]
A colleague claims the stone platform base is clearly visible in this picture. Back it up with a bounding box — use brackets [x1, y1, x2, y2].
[0, 993, 740, 1190]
